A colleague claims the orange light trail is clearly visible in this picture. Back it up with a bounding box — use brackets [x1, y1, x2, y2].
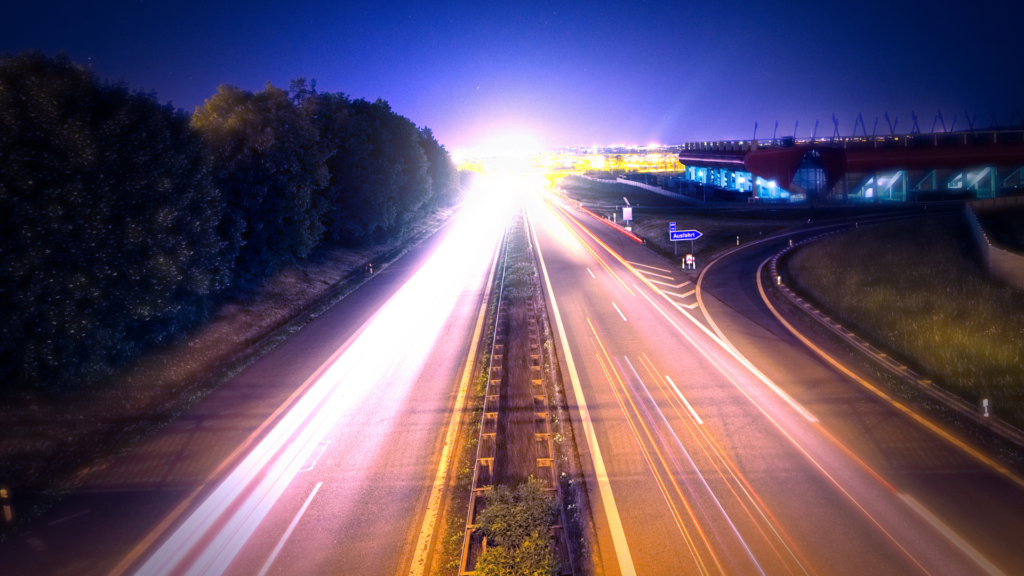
[542, 193, 932, 575]
[588, 318, 725, 575]
[637, 352, 815, 576]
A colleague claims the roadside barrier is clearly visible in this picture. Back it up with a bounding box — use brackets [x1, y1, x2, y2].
[769, 233, 1024, 450]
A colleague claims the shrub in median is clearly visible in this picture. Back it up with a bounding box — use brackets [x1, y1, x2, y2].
[475, 478, 558, 576]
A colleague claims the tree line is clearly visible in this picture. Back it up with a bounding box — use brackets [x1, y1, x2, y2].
[0, 51, 464, 391]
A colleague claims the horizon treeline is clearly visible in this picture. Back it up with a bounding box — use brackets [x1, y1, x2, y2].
[0, 51, 465, 392]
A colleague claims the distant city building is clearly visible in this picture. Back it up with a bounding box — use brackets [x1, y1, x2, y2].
[675, 129, 1024, 203]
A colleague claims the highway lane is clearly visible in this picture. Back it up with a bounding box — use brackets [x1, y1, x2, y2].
[125, 181, 515, 576]
[526, 188, 999, 576]
[0, 178, 513, 576]
[698, 225, 1024, 574]
[1, 214, 482, 576]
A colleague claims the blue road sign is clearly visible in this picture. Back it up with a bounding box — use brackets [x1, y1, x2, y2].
[669, 222, 676, 232]
[670, 230, 702, 241]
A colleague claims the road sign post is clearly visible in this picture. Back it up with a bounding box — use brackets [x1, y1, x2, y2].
[669, 228, 702, 259]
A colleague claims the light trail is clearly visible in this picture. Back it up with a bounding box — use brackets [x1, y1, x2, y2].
[640, 356, 813, 576]
[256, 482, 323, 576]
[528, 210, 637, 576]
[619, 357, 767, 576]
[587, 318, 723, 575]
[129, 176, 516, 576]
[592, 348, 714, 576]
[536, 192, 933, 575]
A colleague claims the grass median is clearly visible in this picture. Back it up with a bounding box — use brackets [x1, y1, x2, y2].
[783, 213, 1024, 429]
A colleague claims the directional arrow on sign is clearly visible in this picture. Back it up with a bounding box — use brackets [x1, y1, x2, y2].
[670, 230, 702, 241]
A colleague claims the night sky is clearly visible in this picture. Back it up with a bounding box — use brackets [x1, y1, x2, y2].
[4, 0, 1023, 152]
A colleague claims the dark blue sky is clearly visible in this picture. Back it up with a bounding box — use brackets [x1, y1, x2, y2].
[4, 0, 1022, 151]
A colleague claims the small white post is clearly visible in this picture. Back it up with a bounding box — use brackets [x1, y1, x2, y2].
[1, 488, 11, 523]
[983, 399, 990, 418]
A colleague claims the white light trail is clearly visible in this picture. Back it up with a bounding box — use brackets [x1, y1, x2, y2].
[133, 176, 516, 576]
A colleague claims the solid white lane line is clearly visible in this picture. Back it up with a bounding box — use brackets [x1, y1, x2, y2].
[627, 261, 672, 274]
[256, 482, 324, 576]
[612, 302, 627, 322]
[588, 268, 595, 278]
[755, 257, 1024, 488]
[408, 236, 502, 576]
[899, 495, 1006, 576]
[564, 216, 820, 425]
[648, 279, 692, 288]
[528, 206, 637, 576]
[664, 376, 703, 425]
[573, 247, 579, 255]
[664, 290, 695, 299]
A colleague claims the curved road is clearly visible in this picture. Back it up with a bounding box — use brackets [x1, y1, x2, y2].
[699, 221, 1024, 575]
[530, 187, 1024, 576]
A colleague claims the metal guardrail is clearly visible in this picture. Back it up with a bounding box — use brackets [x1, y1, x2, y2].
[769, 232, 1024, 450]
[459, 213, 574, 575]
[459, 218, 511, 574]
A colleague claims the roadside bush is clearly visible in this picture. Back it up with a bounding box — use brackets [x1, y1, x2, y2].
[475, 478, 558, 576]
[0, 51, 228, 390]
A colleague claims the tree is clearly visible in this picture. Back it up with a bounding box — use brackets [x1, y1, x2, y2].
[317, 97, 429, 243]
[0, 51, 228, 388]
[192, 83, 328, 285]
[419, 127, 462, 208]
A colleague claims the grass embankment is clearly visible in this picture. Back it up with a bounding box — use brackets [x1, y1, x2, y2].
[977, 207, 1024, 250]
[784, 214, 1024, 428]
[558, 175, 684, 208]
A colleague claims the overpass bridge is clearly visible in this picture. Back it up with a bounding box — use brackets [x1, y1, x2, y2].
[676, 129, 1024, 202]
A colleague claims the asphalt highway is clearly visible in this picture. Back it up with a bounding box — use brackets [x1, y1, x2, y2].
[527, 187, 1022, 576]
[0, 182, 512, 576]
[127, 186, 512, 576]
[9, 176, 1022, 576]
